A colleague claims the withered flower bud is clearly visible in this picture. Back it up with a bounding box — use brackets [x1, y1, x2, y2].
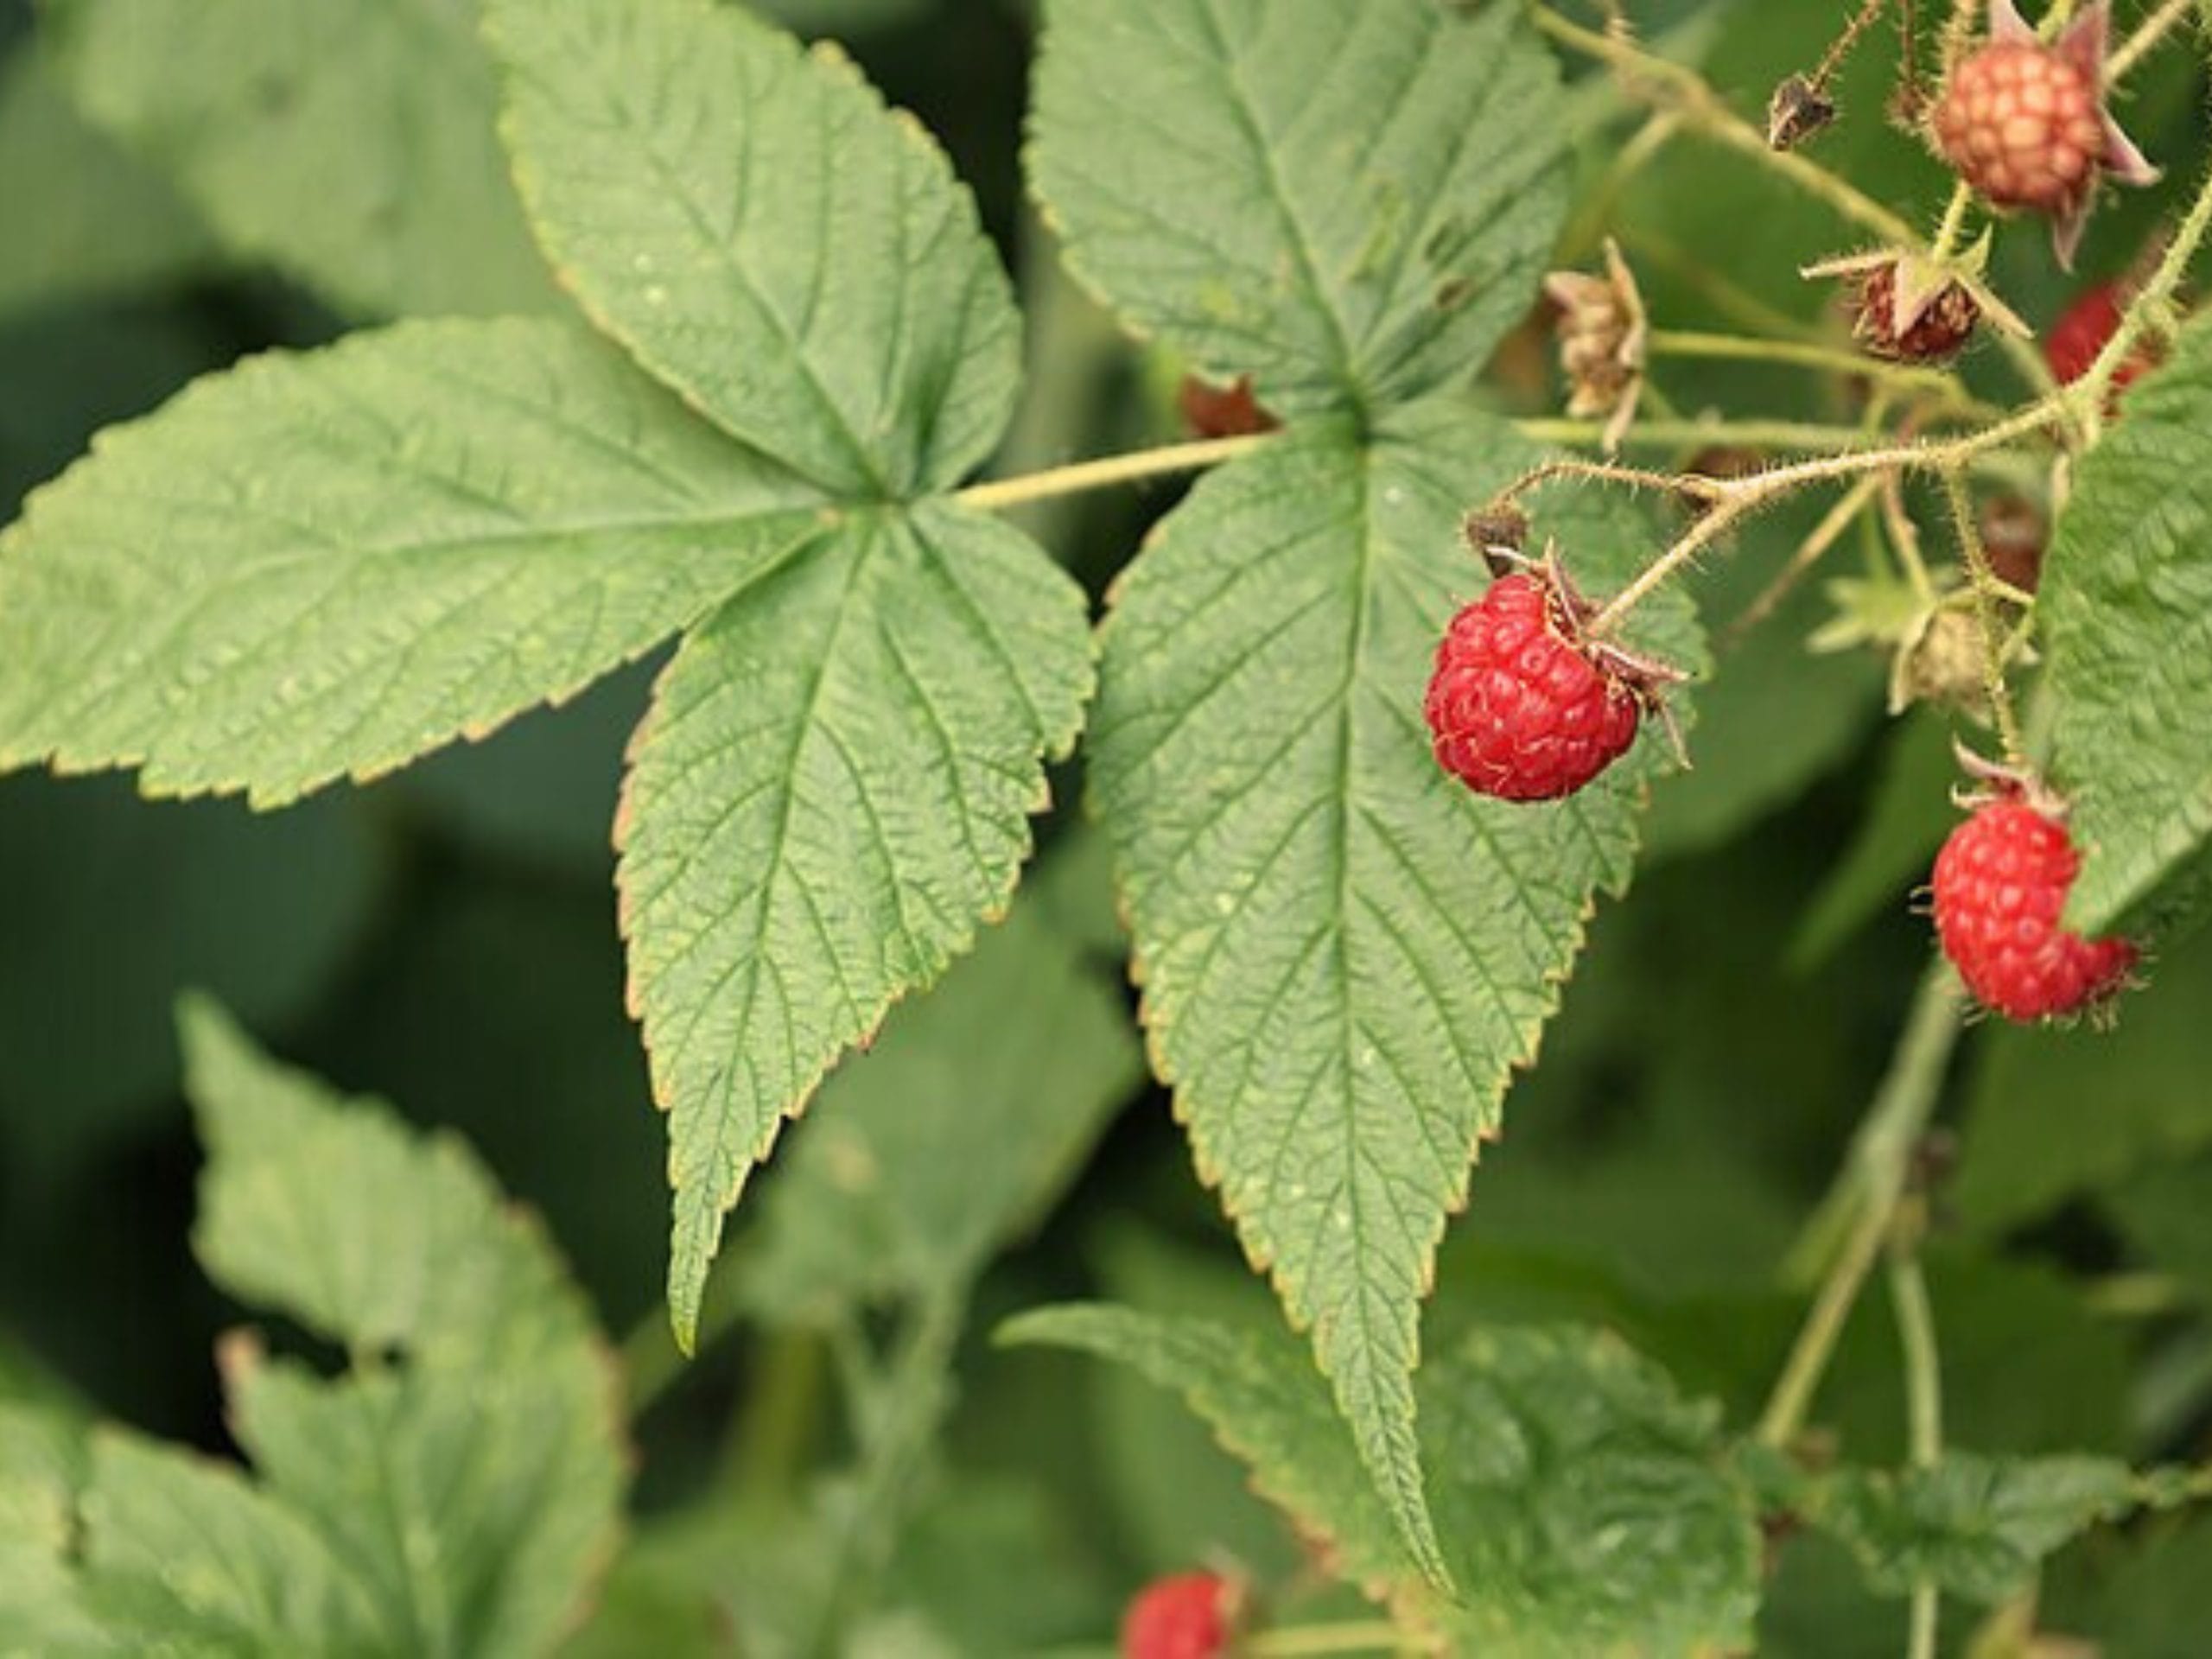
[1543, 238, 1647, 454]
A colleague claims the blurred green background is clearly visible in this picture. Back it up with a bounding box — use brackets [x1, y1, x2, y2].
[7, 0, 2212, 1650]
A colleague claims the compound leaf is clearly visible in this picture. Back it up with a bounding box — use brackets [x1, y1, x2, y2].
[490, 0, 1018, 497]
[1086, 402, 1696, 1581]
[1005, 1308, 1761, 1656]
[45, 0, 555, 319]
[0, 317, 826, 804]
[174, 997, 626, 1658]
[5, 1001, 627, 1657]
[2045, 314, 2212, 937]
[1030, 0, 1568, 417]
[616, 502, 1090, 1345]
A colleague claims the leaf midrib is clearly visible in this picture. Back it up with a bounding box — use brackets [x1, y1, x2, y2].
[1184, 0, 1362, 410]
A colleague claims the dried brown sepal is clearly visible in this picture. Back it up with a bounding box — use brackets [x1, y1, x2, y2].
[1890, 602, 1993, 718]
[1808, 248, 1983, 363]
[1948, 736, 2069, 818]
[1463, 503, 1532, 569]
[1767, 73, 1838, 150]
[1543, 238, 1648, 454]
[1522, 542, 1694, 767]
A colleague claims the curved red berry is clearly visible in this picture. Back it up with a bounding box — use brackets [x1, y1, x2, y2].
[2044, 281, 2126, 384]
[1425, 571, 1642, 803]
[2044, 281, 2158, 396]
[1121, 1572, 1231, 1659]
[1935, 41, 2103, 214]
[1931, 799, 2137, 1022]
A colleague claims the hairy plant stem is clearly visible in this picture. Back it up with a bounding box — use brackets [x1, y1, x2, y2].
[1575, 394, 2069, 635]
[1890, 1236, 1944, 1659]
[1531, 4, 2068, 402]
[1929, 183, 1974, 262]
[2077, 149, 2212, 438]
[1560, 111, 1682, 259]
[1530, 7, 1916, 243]
[802, 1287, 966, 1658]
[1758, 970, 1964, 1448]
[951, 407, 2051, 521]
[1620, 228, 1836, 341]
[1643, 327, 1983, 405]
[720, 1326, 827, 1500]
[1516, 416, 1885, 452]
[1812, 0, 1896, 88]
[2108, 0, 2195, 83]
[1721, 473, 1885, 644]
[1940, 469, 2029, 762]
[954, 431, 1274, 511]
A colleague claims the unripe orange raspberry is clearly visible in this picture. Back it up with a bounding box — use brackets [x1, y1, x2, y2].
[1929, 0, 2156, 267]
[1935, 40, 2105, 213]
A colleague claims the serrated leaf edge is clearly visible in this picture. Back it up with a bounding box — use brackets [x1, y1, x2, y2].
[612, 509, 1096, 1348]
[1087, 430, 1667, 1595]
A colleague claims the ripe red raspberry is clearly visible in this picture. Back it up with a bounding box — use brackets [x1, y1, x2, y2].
[1931, 794, 2137, 1022]
[2043, 280, 2160, 396]
[1426, 568, 1645, 803]
[1121, 1572, 1233, 1659]
[1931, 1, 2156, 266]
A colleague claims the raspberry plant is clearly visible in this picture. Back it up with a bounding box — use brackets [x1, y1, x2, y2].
[7, 0, 2212, 1652]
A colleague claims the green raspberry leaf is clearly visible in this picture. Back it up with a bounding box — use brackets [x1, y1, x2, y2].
[1810, 1452, 2139, 1605]
[737, 847, 1146, 1321]
[0, 317, 826, 805]
[2045, 313, 2212, 938]
[617, 502, 1091, 1346]
[489, 0, 1019, 497]
[1004, 1308, 1762, 1656]
[1086, 403, 1698, 1586]
[44, 0, 556, 319]
[3, 999, 628, 1657]
[0, 1404, 106, 1655]
[1029, 0, 1568, 418]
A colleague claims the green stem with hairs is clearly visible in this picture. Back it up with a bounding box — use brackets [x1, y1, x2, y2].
[1891, 1238, 1944, 1659]
[1759, 970, 1964, 1447]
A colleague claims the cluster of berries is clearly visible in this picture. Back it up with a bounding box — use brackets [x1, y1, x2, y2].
[1802, 0, 2159, 369]
[1447, 0, 2162, 1025]
[1421, 519, 2134, 1024]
